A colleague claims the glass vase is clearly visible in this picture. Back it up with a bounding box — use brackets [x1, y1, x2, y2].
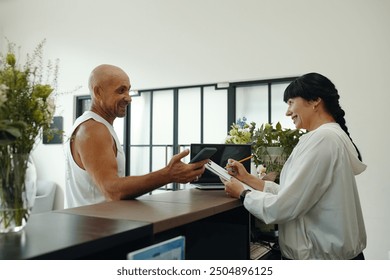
[0, 152, 36, 233]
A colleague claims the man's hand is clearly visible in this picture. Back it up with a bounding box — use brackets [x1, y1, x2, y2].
[167, 149, 207, 183]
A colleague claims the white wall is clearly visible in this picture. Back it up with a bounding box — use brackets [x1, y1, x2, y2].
[1, 0, 389, 259]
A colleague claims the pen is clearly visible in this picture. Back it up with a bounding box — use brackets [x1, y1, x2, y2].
[225, 155, 253, 168]
[237, 155, 253, 163]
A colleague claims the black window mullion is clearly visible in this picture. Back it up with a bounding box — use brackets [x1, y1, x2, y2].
[173, 89, 179, 155]
[268, 83, 272, 124]
[125, 102, 131, 176]
[200, 87, 204, 143]
[227, 85, 236, 133]
[173, 89, 179, 190]
[149, 91, 154, 173]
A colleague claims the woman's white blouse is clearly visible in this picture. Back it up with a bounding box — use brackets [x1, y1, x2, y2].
[244, 123, 367, 259]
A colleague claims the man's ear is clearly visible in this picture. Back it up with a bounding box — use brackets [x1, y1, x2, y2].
[93, 85, 102, 100]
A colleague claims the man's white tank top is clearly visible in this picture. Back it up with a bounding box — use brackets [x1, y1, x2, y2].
[65, 111, 125, 208]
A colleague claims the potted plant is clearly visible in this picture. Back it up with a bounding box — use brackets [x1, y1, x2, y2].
[251, 122, 304, 177]
[226, 118, 304, 179]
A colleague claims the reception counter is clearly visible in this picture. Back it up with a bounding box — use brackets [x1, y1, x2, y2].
[0, 212, 152, 260]
[1, 188, 250, 260]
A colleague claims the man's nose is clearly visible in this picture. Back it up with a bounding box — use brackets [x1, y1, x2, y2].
[124, 93, 132, 103]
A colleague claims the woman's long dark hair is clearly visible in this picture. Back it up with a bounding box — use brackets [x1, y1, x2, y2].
[283, 72, 362, 161]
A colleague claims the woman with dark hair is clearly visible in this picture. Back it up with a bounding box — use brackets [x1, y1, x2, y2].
[223, 73, 367, 260]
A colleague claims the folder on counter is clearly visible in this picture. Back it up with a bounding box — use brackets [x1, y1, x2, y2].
[205, 160, 254, 191]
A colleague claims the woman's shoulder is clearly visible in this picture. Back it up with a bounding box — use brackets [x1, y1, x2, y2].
[309, 123, 342, 138]
[299, 123, 344, 148]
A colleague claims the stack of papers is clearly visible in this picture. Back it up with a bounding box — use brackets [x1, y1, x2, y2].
[205, 160, 254, 190]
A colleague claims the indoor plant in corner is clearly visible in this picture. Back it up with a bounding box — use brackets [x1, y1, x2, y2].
[0, 40, 58, 233]
[226, 118, 304, 181]
[251, 122, 304, 180]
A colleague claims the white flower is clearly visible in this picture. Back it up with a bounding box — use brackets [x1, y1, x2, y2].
[45, 96, 56, 124]
[0, 84, 8, 106]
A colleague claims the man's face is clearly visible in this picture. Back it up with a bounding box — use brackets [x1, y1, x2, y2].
[98, 71, 132, 119]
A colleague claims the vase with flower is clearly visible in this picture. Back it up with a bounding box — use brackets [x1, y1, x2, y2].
[0, 40, 58, 233]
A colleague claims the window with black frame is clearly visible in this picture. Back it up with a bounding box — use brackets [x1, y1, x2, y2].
[74, 95, 92, 119]
[74, 77, 297, 190]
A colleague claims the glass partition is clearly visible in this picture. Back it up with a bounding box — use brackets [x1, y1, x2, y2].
[130, 147, 150, 175]
[203, 86, 228, 143]
[178, 88, 201, 145]
[152, 90, 173, 145]
[236, 85, 268, 126]
[130, 91, 151, 145]
[271, 82, 294, 129]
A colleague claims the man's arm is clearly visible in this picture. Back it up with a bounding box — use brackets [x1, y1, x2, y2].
[72, 120, 206, 200]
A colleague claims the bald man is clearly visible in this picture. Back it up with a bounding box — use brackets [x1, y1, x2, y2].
[65, 64, 207, 208]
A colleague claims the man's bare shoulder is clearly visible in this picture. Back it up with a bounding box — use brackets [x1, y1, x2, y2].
[75, 119, 111, 141]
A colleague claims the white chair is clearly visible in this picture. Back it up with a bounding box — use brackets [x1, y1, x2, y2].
[31, 180, 57, 214]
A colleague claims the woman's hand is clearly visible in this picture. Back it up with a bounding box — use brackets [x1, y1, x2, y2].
[225, 158, 267, 192]
[226, 159, 250, 182]
[222, 177, 245, 199]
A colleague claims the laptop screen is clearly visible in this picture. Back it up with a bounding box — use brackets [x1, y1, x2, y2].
[190, 143, 252, 184]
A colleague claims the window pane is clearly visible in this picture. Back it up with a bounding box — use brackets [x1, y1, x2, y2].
[178, 88, 201, 145]
[152, 146, 170, 171]
[153, 146, 173, 190]
[236, 85, 268, 126]
[271, 83, 294, 129]
[204, 86, 227, 143]
[152, 90, 173, 145]
[130, 147, 149, 175]
[81, 98, 91, 114]
[131, 92, 151, 145]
